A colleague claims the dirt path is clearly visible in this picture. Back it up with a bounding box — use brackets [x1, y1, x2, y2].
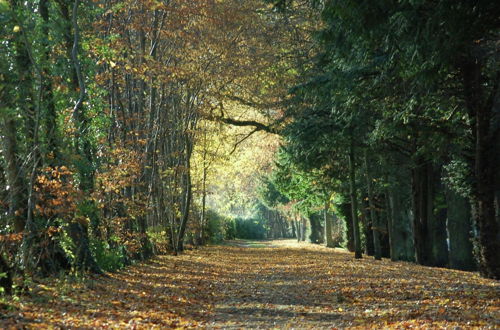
[2, 240, 499, 328]
[206, 240, 499, 328]
[208, 240, 344, 328]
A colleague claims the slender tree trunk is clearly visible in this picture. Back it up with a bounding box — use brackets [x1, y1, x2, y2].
[1, 117, 25, 233]
[364, 152, 381, 260]
[176, 170, 192, 252]
[199, 165, 207, 244]
[9, 0, 36, 152]
[4, 0, 34, 234]
[301, 217, 306, 241]
[324, 201, 334, 248]
[291, 218, 296, 239]
[39, 0, 58, 162]
[430, 177, 449, 267]
[293, 216, 302, 242]
[411, 160, 433, 265]
[176, 134, 194, 252]
[384, 187, 395, 261]
[348, 137, 362, 259]
[388, 176, 415, 262]
[492, 80, 500, 275]
[446, 188, 475, 271]
[340, 202, 355, 252]
[70, 0, 94, 190]
[0, 104, 18, 295]
[361, 198, 374, 256]
[283, 214, 290, 237]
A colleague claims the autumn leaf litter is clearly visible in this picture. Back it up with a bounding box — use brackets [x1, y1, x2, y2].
[1, 240, 498, 329]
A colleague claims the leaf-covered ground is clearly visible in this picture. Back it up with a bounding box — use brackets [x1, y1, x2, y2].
[1, 240, 499, 328]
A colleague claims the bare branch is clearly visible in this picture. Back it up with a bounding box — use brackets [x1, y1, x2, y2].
[229, 128, 259, 155]
[218, 116, 280, 135]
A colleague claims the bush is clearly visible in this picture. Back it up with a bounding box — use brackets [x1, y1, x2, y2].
[235, 218, 267, 239]
[224, 218, 236, 240]
[206, 210, 234, 243]
[147, 227, 170, 254]
[90, 240, 127, 272]
[204, 211, 267, 242]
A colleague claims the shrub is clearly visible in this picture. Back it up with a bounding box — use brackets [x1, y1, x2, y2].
[235, 218, 267, 239]
[90, 239, 127, 272]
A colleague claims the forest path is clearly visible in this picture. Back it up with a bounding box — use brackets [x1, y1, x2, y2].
[2, 239, 499, 328]
[208, 240, 344, 328]
[207, 240, 499, 328]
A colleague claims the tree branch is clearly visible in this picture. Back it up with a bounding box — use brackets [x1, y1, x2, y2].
[218, 116, 280, 134]
[229, 128, 259, 155]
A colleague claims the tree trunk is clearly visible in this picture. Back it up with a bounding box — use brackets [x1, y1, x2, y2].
[324, 201, 334, 248]
[411, 160, 433, 265]
[348, 138, 362, 259]
[461, 59, 500, 279]
[361, 198, 374, 256]
[283, 214, 289, 238]
[301, 217, 306, 241]
[430, 179, 449, 267]
[296, 218, 301, 242]
[68, 222, 102, 274]
[388, 174, 415, 262]
[364, 152, 381, 260]
[199, 164, 207, 245]
[308, 213, 322, 244]
[9, 0, 36, 152]
[40, 0, 59, 162]
[446, 188, 476, 271]
[331, 213, 342, 247]
[385, 188, 395, 261]
[340, 202, 355, 252]
[176, 125, 195, 251]
[1, 116, 25, 233]
[378, 194, 391, 258]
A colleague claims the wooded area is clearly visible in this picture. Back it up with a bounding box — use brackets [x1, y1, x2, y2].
[0, 0, 499, 327]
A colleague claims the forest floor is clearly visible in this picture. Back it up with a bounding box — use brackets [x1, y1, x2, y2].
[0, 239, 499, 329]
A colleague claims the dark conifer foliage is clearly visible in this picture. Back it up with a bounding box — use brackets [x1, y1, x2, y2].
[265, 0, 499, 279]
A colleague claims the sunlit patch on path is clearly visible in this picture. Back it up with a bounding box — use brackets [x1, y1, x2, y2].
[1, 239, 499, 328]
